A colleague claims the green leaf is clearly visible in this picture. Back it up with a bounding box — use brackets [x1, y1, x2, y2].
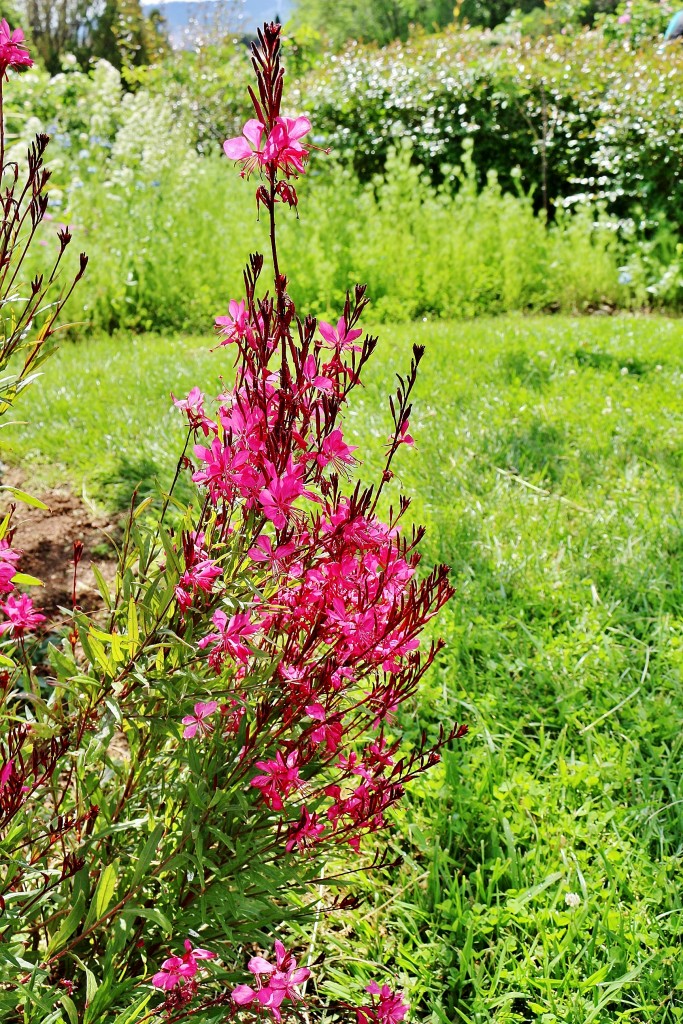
[91, 563, 113, 609]
[130, 822, 165, 889]
[82, 966, 99, 1022]
[60, 995, 78, 1024]
[126, 905, 173, 935]
[105, 696, 122, 726]
[133, 495, 154, 518]
[0, 486, 50, 510]
[11, 572, 43, 587]
[127, 598, 140, 650]
[84, 862, 118, 930]
[0, 511, 11, 540]
[95, 863, 118, 919]
[111, 992, 152, 1024]
[46, 891, 86, 956]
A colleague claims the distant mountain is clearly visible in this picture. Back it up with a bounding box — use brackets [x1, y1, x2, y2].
[143, 1, 292, 45]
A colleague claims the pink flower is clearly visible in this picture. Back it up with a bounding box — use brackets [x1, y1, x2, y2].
[259, 458, 307, 530]
[219, 401, 266, 454]
[318, 428, 358, 471]
[152, 939, 216, 991]
[223, 119, 266, 176]
[285, 806, 325, 852]
[301, 354, 334, 393]
[232, 939, 310, 1022]
[262, 115, 312, 176]
[0, 20, 33, 77]
[192, 437, 253, 502]
[0, 540, 21, 595]
[388, 420, 414, 448]
[357, 983, 409, 1024]
[198, 609, 259, 668]
[175, 557, 222, 612]
[248, 535, 297, 574]
[251, 750, 301, 810]
[172, 387, 215, 436]
[618, 12, 631, 22]
[0, 594, 45, 637]
[318, 317, 363, 353]
[0, 758, 13, 791]
[305, 703, 343, 752]
[215, 299, 252, 346]
[182, 701, 219, 739]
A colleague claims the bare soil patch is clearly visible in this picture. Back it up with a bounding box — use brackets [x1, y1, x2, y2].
[1, 468, 117, 621]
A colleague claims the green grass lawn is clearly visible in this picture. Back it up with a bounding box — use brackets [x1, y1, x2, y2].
[4, 315, 683, 1022]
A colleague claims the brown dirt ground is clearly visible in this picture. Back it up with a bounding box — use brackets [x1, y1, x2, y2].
[1, 468, 118, 621]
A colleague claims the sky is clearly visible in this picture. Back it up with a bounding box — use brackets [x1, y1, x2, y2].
[143, 0, 292, 42]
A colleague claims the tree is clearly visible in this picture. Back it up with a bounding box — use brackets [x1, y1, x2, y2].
[19, 0, 167, 74]
[291, 0, 457, 47]
[0, 2, 23, 24]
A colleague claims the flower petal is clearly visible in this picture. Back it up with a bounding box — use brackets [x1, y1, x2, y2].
[192, 946, 217, 960]
[242, 119, 265, 149]
[152, 970, 179, 990]
[232, 984, 257, 1004]
[287, 115, 312, 141]
[249, 955, 276, 975]
[318, 321, 337, 345]
[223, 137, 253, 161]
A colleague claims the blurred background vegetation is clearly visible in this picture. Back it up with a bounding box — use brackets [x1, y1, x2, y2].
[0, 0, 680, 334]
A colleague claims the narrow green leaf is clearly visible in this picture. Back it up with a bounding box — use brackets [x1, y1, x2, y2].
[11, 572, 43, 587]
[91, 563, 113, 609]
[46, 892, 86, 955]
[105, 696, 122, 726]
[133, 495, 154, 518]
[111, 992, 152, 1024]
[126, 904, 173, 935]
[0, 486, 50, 510]
[130, 823, 165, 889]
[83, 966, 99, 1019]
[60, 995, 78, 1024]
[127, 598, 140, 649]
[84, 862, 118, 931]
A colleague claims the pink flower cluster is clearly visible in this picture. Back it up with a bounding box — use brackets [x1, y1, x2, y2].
[169, 201, 459, 857]
[173, 531, 222, 613]
[173, 309, 456, 846]
[0, 538, 45, 638]
[232, 939, 310, 1022]
[0, 20, 32, 78]
[153, 22, 461, 1021]
[357, 982, 410, 1024]
[152, 939, 216, 991]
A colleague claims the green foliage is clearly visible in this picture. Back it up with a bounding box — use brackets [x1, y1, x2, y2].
[343, 315, 683, 1022]
[6, 315, 683, 1021]
[6, 59, 679, 332]
[0, 69, 86, 426]
[298, 19, 682, 226]
[291, 0, 458, 47]
[22, 0, 168, 74]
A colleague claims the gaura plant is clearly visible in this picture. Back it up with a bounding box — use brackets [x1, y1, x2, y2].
[0, 19, 87, 422]
[0, 23, 465, 1024]
[0, 23, 86, 671]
